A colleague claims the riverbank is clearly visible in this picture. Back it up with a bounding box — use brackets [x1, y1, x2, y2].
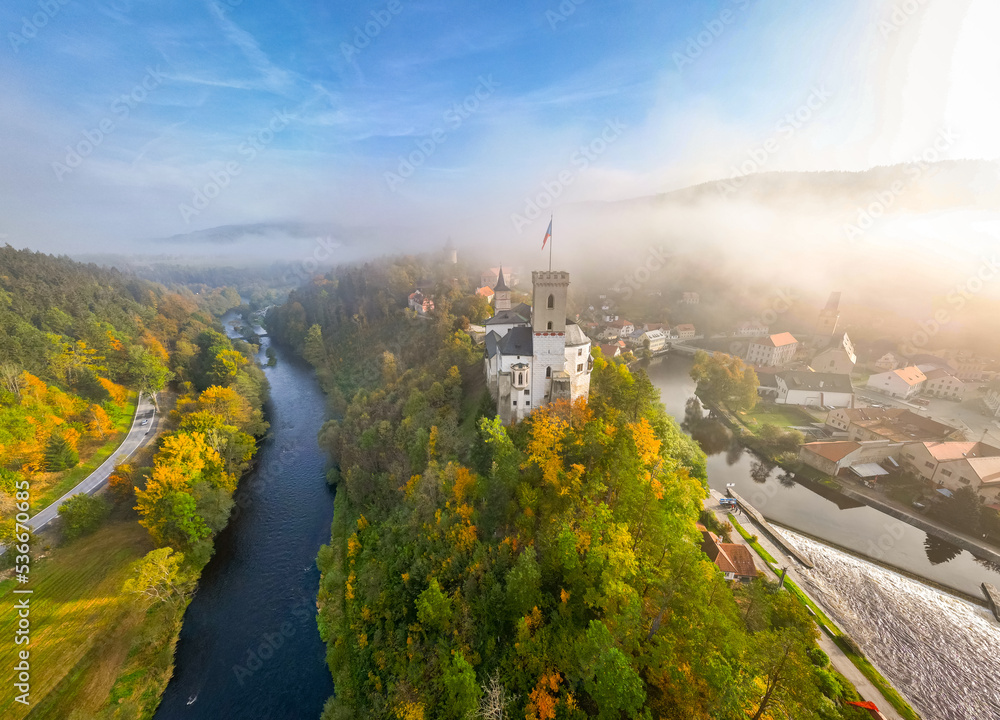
[704, 491, 916, 720]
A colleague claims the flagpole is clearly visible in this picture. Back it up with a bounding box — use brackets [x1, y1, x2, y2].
[548, 215, 553, 271]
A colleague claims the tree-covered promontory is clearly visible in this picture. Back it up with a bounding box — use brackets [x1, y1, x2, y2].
[270, 257, 871, 720]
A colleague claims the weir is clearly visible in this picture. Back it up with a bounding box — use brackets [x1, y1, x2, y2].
[727, 491, 814, 568]
[984, 583, 1000, 622]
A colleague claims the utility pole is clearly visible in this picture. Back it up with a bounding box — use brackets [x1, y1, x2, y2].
[777, 566, 788, 590]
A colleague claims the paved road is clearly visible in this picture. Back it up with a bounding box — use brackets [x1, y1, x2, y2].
[27, 393, 159, 532]
[703, 491, 905, 720]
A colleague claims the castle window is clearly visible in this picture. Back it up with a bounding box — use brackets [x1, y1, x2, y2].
[577, 364, 583, 372]
[546, 367, 551, 378]
[524, 389, 529, 395]
[547, 321, 553, 330]
[547, 294, 554, 309]
[518, 372, 523, 385]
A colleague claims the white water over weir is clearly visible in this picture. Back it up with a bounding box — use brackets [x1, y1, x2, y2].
[780, 530, 1000, 720]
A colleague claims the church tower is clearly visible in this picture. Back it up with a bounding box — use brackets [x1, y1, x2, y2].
[531, 271, 569, 333]
[816, 291, 841, 335]
[494, 266, 512, 312]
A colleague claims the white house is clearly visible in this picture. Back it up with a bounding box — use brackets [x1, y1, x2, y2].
[639, 330, 668, 353]
[773, 371, 855, 408]
[901, 441, 1000, 502]
[483, 267, 592, 424]
[682, 292, 700, 305]
[811, 333, 857, 375]
[746, 332, 798, 367]
[921, 368, 965, 400]
[601, 319, 634, 340]
[866, 366, 926, 399]
[408, 290, 434, 315]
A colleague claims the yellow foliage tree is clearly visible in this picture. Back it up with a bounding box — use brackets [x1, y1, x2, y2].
[88, 404, 114, 438]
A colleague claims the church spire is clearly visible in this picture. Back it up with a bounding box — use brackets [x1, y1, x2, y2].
[493, 265, 510, 292]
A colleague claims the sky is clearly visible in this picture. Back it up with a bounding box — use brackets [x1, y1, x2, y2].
[1, 0, 998, 254]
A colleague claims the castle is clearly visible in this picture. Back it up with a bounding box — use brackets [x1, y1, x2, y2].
[483, 267, 592, 424]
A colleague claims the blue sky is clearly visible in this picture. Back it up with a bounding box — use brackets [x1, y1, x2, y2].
[1, 0, 997, 252]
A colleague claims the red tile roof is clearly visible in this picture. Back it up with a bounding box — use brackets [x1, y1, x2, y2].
[802, 441, 861, 462]
[716, 544, 757, 578]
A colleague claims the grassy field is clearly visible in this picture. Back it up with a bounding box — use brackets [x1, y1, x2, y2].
[29, 394, 139, 515]
[740, 404, 816, 429]
[0, 521, 153, 719]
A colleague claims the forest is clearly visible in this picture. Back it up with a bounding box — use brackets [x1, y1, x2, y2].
[0, 245, 269, 718]
[269, 256, 873, 720]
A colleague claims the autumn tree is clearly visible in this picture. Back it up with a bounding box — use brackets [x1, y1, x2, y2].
[122, 547, 194, 609]
[691, 350, 759, 413]
[88, 403, 114, 438]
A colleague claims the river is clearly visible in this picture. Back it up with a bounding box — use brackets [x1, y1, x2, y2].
[646, 354, 1000, 720]
[155, 322, 335, 719]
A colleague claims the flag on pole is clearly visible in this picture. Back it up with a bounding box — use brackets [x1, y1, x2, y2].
[541, 218, 552, 249]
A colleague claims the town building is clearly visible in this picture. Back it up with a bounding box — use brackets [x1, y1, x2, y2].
[639, 329, 668, 353]
[921, 368, 965, 400]
[682, 292, 700, 305]
[825, 407, 961, 443]
[985, 381, 1000, 418]
[901, 441, 1000, 501]
[674, 324, 696, 340]
[407, 290, 435, 315]
[866, 366, 926, 399]
[873, 352, 901, 372]
[940, 351, 992, 382]
[476, 286, 495, 303]
[798, 440, 902, 478]
[699, 527, 757, 583]
[735, 320, 769, 337]
[598, 342, 622, 359]
[811, 333, 857, 375]
[816, 291, 841, 335]
[746, 332, 798, 367]
[601, 319, 635, 340]
[484, 268, 592, 424]
[772, 371, 855, 408]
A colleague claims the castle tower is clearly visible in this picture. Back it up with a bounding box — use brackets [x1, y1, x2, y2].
[494, 266, 512, 311]
[531, 271, 570, 409]
[531, 270, 568, 334]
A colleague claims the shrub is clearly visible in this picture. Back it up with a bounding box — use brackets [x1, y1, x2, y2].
[58, 493, 111, 540]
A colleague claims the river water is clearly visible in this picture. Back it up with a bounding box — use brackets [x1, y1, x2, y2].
[785, 530, 1000, 720]
[155, 325, 335, 719]
[646, 355, 1000, 720]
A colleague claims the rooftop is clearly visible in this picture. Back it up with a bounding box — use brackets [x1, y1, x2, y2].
[755, 332, 797, 348]
[890, 366, 927, 386]
[802, 441, 861, 462]
[776, 371, 854, 394]
[498, 326, 533, 356]
[835, 408, 959, 442]
[486, 302, 531, 326]
[919, 441, 1000, 462]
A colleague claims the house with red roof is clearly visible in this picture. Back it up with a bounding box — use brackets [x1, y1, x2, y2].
[746, 332, 798, 367]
